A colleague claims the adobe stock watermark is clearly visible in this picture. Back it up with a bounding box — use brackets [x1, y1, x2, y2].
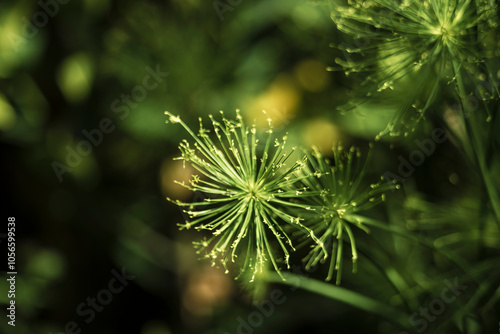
[383, 128, 448, 189]
[448, 71, 500, 120]
[399, 277, 467, 334]
[224, 289, 286, 334]
[8, 0, 72, 53]
[223, 262, 317, 334]
[49, 267, 135, 334]
[213, 0, 243, 21]
[335, 8, 400, 68]
[178, 191, 210, 224]
[220, 235, 336, 334]
[263, 107, 297, 134]
[51, 65, 169, 182]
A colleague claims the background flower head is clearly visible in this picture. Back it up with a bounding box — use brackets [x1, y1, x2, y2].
[330, 0, 499, 138]
[297, 144, 396, 284]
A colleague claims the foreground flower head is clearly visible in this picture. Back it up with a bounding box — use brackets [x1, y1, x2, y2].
[298, 144, 396, 284]
[165, 110, 317, 281]
[330, 0, 499, 138]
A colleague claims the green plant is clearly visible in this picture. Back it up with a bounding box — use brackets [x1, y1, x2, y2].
[165, 1, 500, 332]
[298, 145, 395, 284]
[331, 0, 499, 138]
[165, 110, 396, 285]
[165, 110, 319, 281]
[331, 0, 500, 225]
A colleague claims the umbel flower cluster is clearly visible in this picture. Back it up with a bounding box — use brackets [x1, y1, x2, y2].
[330, 0, 499, 138]
[165, 111, 394, 283]
[298, 145, 395, 284]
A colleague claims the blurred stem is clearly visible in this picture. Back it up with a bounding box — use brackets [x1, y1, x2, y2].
[347, 214, 474, 279]
[451, 60, 500, 225]
[265, 271, 410, 330]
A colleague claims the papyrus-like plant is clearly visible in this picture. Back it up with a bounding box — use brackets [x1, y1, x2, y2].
[162, 2, 499, 331]
[165, 110, 320, 281]
[166, 111, 394, 284]
[298, 145, 395, 284]
[331, 0, 499, 138]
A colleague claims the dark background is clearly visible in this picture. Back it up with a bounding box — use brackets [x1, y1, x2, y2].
[1, 0, 499, 333]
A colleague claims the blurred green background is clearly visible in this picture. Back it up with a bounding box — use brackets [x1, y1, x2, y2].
[1, 0, 499, 333]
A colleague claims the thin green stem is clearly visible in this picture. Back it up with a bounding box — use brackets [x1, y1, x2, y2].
[451, 60, 500, 225]
[346, 214, 475, 280]
[265, 272, 410, 330]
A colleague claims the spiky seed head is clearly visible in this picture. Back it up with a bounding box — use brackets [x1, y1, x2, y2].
[165, 110, 318, 281]
[298, 144, 396, 284]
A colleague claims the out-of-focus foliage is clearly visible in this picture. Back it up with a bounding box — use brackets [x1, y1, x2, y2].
[1, 0, 499, 333]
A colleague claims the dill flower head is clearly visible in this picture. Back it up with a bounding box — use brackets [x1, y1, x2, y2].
[165, 110, 317, 281]
[298, 144, 396, 284]
[330, 0, 499, 138]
